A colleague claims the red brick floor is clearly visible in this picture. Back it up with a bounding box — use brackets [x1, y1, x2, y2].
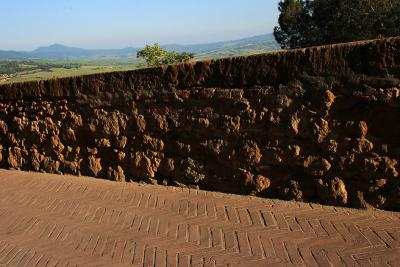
[0, 170, 399, 266]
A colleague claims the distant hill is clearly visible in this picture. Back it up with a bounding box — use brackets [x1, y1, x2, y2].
[0, 50, 29, 59]
[0, 44, 138, 60]
[30, 44, 137, 59]
[164, 34, 280, 58]
[0, 34, 279, 60]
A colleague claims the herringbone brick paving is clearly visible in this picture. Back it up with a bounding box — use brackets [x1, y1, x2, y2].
[0, 170, 399, 266]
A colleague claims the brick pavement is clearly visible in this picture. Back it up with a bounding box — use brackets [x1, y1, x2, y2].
[0, 169, 399, 266]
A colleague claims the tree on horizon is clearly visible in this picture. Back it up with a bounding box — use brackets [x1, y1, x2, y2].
[137, 43, 194, 67]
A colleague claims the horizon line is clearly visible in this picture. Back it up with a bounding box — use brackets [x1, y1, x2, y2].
[0, 32, 275, 52]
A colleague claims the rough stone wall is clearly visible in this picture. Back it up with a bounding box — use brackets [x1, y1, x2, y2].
[0, 37, 399, 210]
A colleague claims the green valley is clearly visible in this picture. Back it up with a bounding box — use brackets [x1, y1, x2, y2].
[0, 34, 279, 84]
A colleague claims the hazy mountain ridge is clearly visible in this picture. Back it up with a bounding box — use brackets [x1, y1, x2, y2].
[164, 33, 279, 57]
[29, 44, 138, 59]
[0, 34, 279, 60]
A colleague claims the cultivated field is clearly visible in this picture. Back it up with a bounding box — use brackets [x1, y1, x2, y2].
[0, 59, 141, 84]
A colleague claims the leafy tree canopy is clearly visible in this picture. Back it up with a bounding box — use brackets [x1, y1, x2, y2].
[136, 44, 194, 67]
[274, 0, 400, 49]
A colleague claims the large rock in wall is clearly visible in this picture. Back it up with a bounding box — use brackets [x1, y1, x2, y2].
[0, 37, 399, 211]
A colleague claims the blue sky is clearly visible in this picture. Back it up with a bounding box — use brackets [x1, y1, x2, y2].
[1, 0, 280, 50]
